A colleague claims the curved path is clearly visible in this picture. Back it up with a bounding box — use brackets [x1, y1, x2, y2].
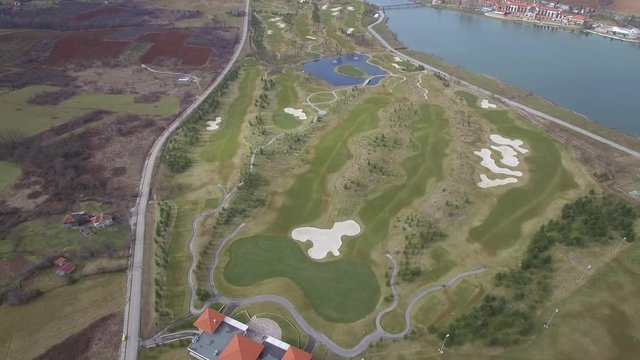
[367, 9, 640, 159]
[119, 0, 250, 358]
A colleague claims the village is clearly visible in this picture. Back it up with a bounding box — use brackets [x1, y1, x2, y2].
[428, 0, 640, 41]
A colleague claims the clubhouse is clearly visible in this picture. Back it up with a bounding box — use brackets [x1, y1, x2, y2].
[188, 309, 312, 360]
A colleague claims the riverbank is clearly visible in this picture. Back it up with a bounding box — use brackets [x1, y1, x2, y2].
[370, 13, 640, 156]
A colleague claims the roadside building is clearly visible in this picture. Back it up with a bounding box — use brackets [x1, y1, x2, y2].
[62, 211, 93, 228]
[56, 262, 76, 276]
[53, 256, 67, 267]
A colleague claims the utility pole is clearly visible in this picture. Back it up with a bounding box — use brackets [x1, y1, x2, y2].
[576, 264, 592, 283]
[438, 333, 450, 354]
[544, 308, 559, 329]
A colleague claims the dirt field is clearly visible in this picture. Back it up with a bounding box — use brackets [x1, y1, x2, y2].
[138, 30, 213, 67]
[43, 30, 129, 66]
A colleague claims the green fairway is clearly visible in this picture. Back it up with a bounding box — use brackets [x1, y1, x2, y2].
[223, 235, 380, 322]
[353, 104, 450, 258]
[335, 64, 367, 78]
[200, 60, 261, 162]
[0, 85, 180, 137]
[458, 91, 577, 252]
[269, 96, 390, 233]
[294, 10, 311, 38]
[0, 161, 20, 190]
[272, 70, 302, 130]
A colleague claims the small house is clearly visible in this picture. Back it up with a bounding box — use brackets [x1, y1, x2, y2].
[56, 262, 76, 276]
[62, 211, 93, 228]
[53, 257, 67, 267]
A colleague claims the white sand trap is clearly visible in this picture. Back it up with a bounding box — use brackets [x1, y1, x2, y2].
[321, 5, 328, 10]
[480, 99, 497, 109]
[393, 56, 402, 62]
[306, 35, 316, 40]
[277, 22, 286, 28]
[206, 116, 222, 131]
[284, 107, 307, 120]
[477, 174, 518, 188]
[347, 6, 355, 10]
[490, 134, 529, 154]
[291, 220, 361, 260]
[267, 30, 273, 35]
[332, 11, 339, 16]
[269, 17, 281, 22]
[490, 145, 520, 167]
[392, 63, 402, 69]
[331, 6, 343, 11]
[474, 148, 523, 177]
[346, 28, 354, 34]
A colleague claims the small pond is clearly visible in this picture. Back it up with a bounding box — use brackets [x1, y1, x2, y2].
[301, 54, 388, 86]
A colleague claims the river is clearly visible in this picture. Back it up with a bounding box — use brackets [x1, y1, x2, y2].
[369, 0, 640, 136]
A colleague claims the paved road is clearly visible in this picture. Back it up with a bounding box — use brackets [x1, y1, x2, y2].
[367, 9, 640, 159]
[119, 0, 250, 359]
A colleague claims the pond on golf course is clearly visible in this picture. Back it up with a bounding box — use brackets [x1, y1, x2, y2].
[301, 54, 388, 86]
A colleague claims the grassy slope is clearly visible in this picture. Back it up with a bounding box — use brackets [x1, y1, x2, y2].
[458, 92, 578, 252]
[0, 273, 124, 359]
[0, 161, 20, 190]
[0, 85, 179, 137]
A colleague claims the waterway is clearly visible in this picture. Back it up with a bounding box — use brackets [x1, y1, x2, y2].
[370, 0, 640, 136]
[302, 54, 387, 86]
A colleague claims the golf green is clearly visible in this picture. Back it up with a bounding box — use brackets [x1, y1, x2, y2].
[223, 235, 380, 323]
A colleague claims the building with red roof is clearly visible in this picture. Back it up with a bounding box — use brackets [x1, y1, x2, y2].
[56, 262, 76, 276]
[282, 346, 312, 360]
[218, 334, 264, 360]
[194, 308, 227, 334]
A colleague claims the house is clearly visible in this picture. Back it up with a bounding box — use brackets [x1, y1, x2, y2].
[91, 213, 113, 229]
[188, 309, 313, 360]
[53, 256, 67, 267]
[62, 211, 93, 228]
[56, 262, 76, 276]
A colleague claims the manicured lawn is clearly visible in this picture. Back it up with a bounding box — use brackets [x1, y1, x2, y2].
[458, 91, 578, 252]
[335, 64, 367, 78]
[223, 235, 380, 323]
[0, 273, 124, 359]
[0, 160, 20, 190]
[268, 96, 390, 233]
[200, 60, 261, 162]
[272, 70, 302, 130]
[294, 10, 311, 38]
[0, 85, 180, 137]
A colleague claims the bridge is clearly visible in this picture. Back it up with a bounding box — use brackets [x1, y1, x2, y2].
[379, 2, 427, 10]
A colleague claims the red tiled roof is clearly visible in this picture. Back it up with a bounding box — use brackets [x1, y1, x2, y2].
[193, 308, 226, 334]
[63, 215, 76, 224]
[282, 346, 312, 360]
[218, 334, 263, 360]
[53, 257, 67, 267]
[59, 262, 76, 274]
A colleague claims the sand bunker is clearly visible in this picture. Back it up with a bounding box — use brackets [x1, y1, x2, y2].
[306, 35, 317, 40]
[477, 174, 518, 188]
[331, 6, 343, 11]
[291, 220, 361, 260]
[474, 149, 523, 177]
[269, 17, 281, 22]
[284, 108, 307, 120]
[490, 134, 529, 154]
[490, 145, 519, 167]
[206, 116, 222, 131]
[332, 11, 339, 16]
[480, 99, 497, 109]
[392, 63, 402, 69]
[277, 22, 286, 28]
[393, 56, 402, 62]
[321, 4, 328, 10]
[347, 6, 355, 10]
[346, 28, 354, 34]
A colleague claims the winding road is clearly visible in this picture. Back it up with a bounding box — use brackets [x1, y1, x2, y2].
[119, 0, 250, 359]
[367, 9, 640, 159]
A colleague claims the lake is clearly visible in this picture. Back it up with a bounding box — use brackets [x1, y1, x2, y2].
[370, 0, 640, 135]
[302, 54, 388, 86]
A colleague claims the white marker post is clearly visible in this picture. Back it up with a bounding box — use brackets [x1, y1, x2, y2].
[544, 309, 559, 329]
[438, 333, 450, 354]
[576, 264, 592, 283]
[612, 237, 627, 255]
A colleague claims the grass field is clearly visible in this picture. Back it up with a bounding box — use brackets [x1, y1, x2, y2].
[200, 59, 261, 162]
[458, 91, 578, 252]
[0, 85, 179, 137]
[272, 70, 303, 130]
[0, 161, 20, 190]
[223, 235, 379, 322]
[0, 273, 125, 359]
[335, 64, 367, 78]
